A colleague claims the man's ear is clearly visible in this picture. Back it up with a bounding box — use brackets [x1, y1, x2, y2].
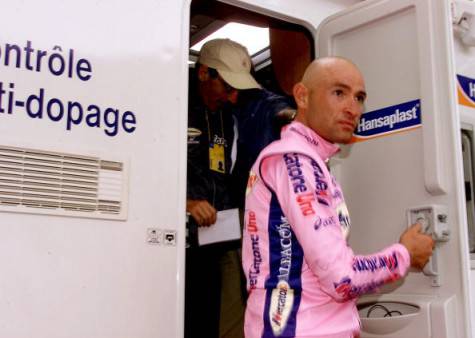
[198, 64, 209, 82]
[293, 82, 308, 109]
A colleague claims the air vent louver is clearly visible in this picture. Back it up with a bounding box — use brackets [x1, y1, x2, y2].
[0, 146, 127, 220]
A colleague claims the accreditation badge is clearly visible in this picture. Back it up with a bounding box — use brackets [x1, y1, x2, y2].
[209, 142, 225, 173]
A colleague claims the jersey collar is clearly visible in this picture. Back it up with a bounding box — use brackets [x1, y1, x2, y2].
[283, 121, 340, 161]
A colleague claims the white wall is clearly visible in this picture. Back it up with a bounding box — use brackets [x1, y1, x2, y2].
[0, 1, 189, 337]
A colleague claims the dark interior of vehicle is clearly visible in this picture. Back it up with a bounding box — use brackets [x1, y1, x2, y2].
[185, 3, 315, 336]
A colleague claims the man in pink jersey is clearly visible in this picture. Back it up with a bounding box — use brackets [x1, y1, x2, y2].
[242, 57, 434, 338]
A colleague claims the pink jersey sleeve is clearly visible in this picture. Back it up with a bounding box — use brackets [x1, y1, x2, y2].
[260, 152, 410, 302]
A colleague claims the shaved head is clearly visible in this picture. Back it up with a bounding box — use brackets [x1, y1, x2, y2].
[292, 57, 366, 144]
[300, 57, 362, 90]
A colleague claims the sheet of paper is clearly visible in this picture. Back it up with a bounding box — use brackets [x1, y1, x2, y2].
[198, 208, 241, 246]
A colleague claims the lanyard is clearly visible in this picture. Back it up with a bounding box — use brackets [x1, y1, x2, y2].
[204, 109, 224, 142]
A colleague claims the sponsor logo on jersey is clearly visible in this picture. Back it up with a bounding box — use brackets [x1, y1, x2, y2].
[247, 210, 262, 289]
[289, 126, 319, 146]
[284, 153, 315, 216]
[247, 210, 258, 233]
[333, 277, 353, 300]
[249, 234, 262, 290]
[351, 99, 421, 143]
[295, 192, 316, 216]
[269, 217, 294, 335]
[284, 153, 307, 193]
[276, 217, 293, 281]
[314, 215, 336, 231]
[336, 202, 351, 239]
[334, 273, 401, 301]
[264, 199, 303, 337]
[352, 252, 399, 273]
[246, 171, 258, 196]
[332, 189, 343, 200]
[270, 280, 294, 335]
[310, 159, 330, 206]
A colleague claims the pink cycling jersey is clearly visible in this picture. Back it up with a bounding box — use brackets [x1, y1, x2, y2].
[242, 121, 410, 338]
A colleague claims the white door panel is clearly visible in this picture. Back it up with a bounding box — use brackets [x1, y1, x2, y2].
[453, 2, 475, 337]
[317, 0, 470, 337]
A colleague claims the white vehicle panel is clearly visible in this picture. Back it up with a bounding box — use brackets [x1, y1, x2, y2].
[0, 1, 189, 337]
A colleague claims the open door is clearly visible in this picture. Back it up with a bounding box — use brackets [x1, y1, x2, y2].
[315, 0, 471, 337]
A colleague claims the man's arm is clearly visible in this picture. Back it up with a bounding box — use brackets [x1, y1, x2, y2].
[261, 153, 432, 302]
[186, 120, 218, 227]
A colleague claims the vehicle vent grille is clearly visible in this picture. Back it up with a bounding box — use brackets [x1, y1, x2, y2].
[0, 146, 127, 220]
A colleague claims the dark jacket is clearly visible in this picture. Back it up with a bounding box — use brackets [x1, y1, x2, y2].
[231, 89, 295, 207]
[187, 99, 236, 212]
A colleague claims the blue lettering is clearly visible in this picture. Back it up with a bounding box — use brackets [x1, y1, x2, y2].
[0, 40, 136, 137]
[310, 159, 329, 204]
[352, 253, 399, 273]
[0, 80, 137, 137]
[249, 234, 262, 289]
[284, 153, 307, 193]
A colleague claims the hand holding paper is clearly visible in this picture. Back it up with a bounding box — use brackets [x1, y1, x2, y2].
[198, 208, 241, 246]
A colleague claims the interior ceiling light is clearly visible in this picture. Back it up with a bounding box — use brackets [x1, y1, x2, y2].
[191, 22, 269, 56]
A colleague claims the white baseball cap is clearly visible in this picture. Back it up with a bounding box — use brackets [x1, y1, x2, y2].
[198, 38, 261, 90]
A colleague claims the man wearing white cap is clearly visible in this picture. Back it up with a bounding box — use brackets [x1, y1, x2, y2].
[197, 38, 261, 90]
[186, 39, 241, 338]
[186, 38, 294, 338]
[197, 38, 296, 208]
